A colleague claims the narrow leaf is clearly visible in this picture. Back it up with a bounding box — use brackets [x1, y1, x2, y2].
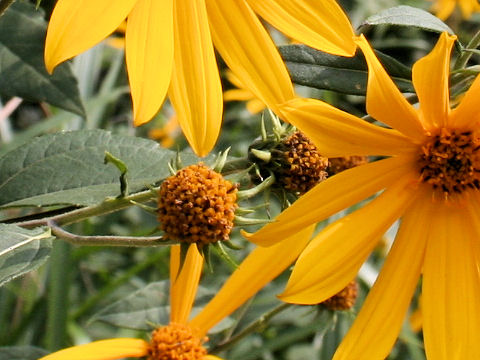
[362, 5, 455, 35]
[280, 45, 414, 95]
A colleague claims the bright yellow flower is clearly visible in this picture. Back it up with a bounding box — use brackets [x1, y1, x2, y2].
[245, 32, 480, 359]
[431, 0, 480, 19]
[39, 226, 314, 360]
[44, 0, 355, 157]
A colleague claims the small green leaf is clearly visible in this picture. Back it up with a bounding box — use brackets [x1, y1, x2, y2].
[0, 346, 48, 360]
[362, 5, 455, 35]
[0, 130, 203, 208]
[280, 45, 413, 95]
[0, 1, 84, 115]
[0, 224, 53, 287]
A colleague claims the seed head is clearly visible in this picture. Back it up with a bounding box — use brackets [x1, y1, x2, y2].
[158, 164, 238, 246]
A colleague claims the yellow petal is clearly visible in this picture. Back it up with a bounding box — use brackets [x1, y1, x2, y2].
[246, 99, 266, 114]
[459, 0, 480, 18]
[333, 195, 430, 360]
[354, 35, 425, 140]
[247, 0, 355, 56]
[169, 0, 223, 157]
[170, 244, 203, 324]
[126, 0, 174, 126]
[190, 225, 315, 336]
[204, 356, 223, 360]
[38, 338, 148, 360]
[223, 89, 254, 102]
[45, 0, 137, 73]
[423, 202, 480, 359]
[449, 73, 480, 129]
[245, 155, 415, 247]
[412, 32, 456, 130]
[279, 98, 417, 157]
[432, 0, 456, 20]
[206, 0, 294, 115]
[279, 173, 417, 305]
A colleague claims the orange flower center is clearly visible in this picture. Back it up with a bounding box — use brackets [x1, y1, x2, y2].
[418, 128, 480, 196]
[148, 323, 207, 360]
[158, 164, 238, 246]
[321, 280, 358, 311]
[278, 131, 329, 194]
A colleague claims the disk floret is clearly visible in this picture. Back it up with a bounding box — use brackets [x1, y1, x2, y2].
[321, 281, 358, 311]
[158, 164, 238, 246]
[148, 323, 207, 360]
[277, 131, 329, 194]
[418, 128, 480, 196]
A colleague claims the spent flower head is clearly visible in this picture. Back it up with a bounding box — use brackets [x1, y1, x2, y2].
[158, 164, 238, 247]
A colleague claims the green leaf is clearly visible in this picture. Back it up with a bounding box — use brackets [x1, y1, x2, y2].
[0, 224, 53, 287]
[0, 130, 203, 208]
[90, 281, 170, 331]
[0, 1, 84, 115]
[280, 45, 413, 95]
[0, 346, 48, 360]
[362, 5, 455, 35]
[91, 281, 233, 332]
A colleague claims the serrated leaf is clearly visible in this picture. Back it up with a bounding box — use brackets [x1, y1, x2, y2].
[362, 5, 455, 35]
[0, 1, 84, 115]
[0, 224, 53, 287]
[280, 45, 413, 95]
[0, 346, 48, 360]
[0, 130, 203, 208]
[91, 281, 233, 333]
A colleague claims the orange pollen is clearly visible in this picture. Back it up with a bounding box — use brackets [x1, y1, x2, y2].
[321, 281, 358, 311]
[418, 128, 480, 195]
[148, 323, 207, 360]
[158, 164, 238, 246]
[327, 156, 369, 175]
[278, 131, 329, 194]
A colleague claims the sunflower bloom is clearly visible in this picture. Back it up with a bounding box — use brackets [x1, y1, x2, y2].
[431, 0, 480, 19]
[45, 0, 355, 157]
[39, 225, 314, 360]
[245, 31, 480, 359]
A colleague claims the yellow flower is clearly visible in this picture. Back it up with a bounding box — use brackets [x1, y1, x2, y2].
[245, 32, 480, 359]
[44, 0, 355, 157]
[39, 226, 314, 360]
[431, 0, 480, 19]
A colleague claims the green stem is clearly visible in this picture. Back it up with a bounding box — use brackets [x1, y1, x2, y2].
[11, 188, 158, 229]
[49, 221, 174, 247]
[454, 29, 480, 71]
[45, 241, 71, 351]
[211, 303, 292, 354]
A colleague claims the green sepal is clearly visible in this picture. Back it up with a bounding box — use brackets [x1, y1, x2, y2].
[211, 242, 238, 270]
[213, 147, 231, 173]
[222, 239, 243, 250]
[234, 215, 274, 226]
[236, 174, 275, 200]
[128, 200, 158, 215]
